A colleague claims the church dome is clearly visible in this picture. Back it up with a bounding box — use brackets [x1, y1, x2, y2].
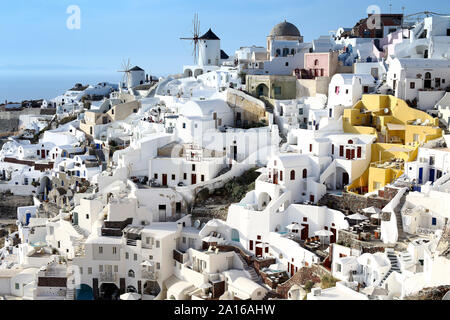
[269, 21, 301, 37]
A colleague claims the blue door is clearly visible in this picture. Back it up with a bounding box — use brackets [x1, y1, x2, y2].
[418, 168, 423, 184]
[25, 213, 31, 226]
[429, 169, 435, 182]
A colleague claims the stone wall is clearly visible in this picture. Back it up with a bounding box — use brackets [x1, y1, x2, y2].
[318, 191, 392, 215]
[226, 89, 268, 126]
[0, 193, 34, 219]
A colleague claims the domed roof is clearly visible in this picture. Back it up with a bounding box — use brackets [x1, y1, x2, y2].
[269, 21, 301, 37]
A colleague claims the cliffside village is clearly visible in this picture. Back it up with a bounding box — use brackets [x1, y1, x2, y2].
[0, 12, 449, 301]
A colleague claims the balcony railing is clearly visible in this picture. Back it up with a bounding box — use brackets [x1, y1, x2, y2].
[141, 270, 158, 280]
[99, 272, 117, 282]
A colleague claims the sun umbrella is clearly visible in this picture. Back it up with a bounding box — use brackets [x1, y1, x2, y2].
[346, 213, 369, 221]
[370, 213, 381, 219]
[286, 223, 304, 231]
[206, 220, 221, 227]
[120, 292, 141, 300]
[314, 229, 334, 237]
[140, 260, 154, 267]
[31, 241, 47, 248]
[362, 207, 381, 215]
[202, 235, 221, 243]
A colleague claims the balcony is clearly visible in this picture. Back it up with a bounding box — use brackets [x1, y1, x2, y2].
[173, 249, 187, 264]
[141, 270, 158, 280]
[99, 272, 117, 283]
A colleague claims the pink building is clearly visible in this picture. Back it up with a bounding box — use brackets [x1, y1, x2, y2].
[301, 51, 339, 79]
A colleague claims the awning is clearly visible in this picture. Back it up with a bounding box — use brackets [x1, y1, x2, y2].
[386, 123, 405, 131]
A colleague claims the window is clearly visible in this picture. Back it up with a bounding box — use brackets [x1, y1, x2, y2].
[280, 170, 283, 181]
[182, 123, 186, 129]
[80, 267, 83, 274]
[171, 174, 175, 180]
[15, 283, 19, 290]
[134, 253, 137, 261]
[432, 217, 437, 226]
[303, 217, 307, 222]
[290, 170, 295, 180]
[410, 82, 415, 89]
[125, 252, 129, 259]
[303, 169, 307, 179]
[99, 246, 103, 254]
[201, 175, 205, 182]
[274, 87, 282, 95]
[133, 109, 137, 113]
[335, 86, 339, 94]
[285, 62, 289, 67]
[146, 237, 150, 244]
[336, 263, 342, 272]
[128, 270, 135, 278]
[154, 173, 158, 179]
[192, 164, 196, 171]
[99, 265, 103, 272]
[112, 247, 117, 254]
[114, 265, 118, 272]
[339, 145, 344, 157]
[156, 263, 161, 270]
[149, 255, 153, 260]
[183, 173, 187, 180]
[309, 144, 312, 152]
[314, 59, 319, 66]
[182, 237, 186, 244]
[86, 214, 89, 219]
[257, 235, 261, 240]
[156, 240, 160, 248]
[88, 267, 92, 274]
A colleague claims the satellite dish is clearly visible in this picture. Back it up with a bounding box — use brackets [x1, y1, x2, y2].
[384, 108, 389, 114]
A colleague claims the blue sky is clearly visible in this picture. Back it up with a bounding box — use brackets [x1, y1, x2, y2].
[0, 0, 448, 101]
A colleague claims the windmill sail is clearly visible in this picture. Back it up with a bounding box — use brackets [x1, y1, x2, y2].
[180, 13, 201, 64]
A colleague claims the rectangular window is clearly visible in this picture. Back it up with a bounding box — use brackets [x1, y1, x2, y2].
[183, 173, 187, 180]
[134, 253, 137, 261]
[88, 267, 92, 274]
[432, 217, 437, 226]
[114, 265, 118, 272]
[156, 241, 160, 248]
[274, 87, 282, 95]
[201, 175, 205, 182]
[154, 173, 158, 179]
[112, 247, 117, 254]
[15, 283, 19, 290]
[99, 246, 103, 254]
[410, 82, 415, 89]
[339, 145, 344, 157]
[99, 265, 103, 272]
[192, 164, 196, 171]
[171, 174, 175, 180]
[182, 237, 186, 244]
[146, 237, 150, 244]
[125, 252, 129, 259]
[156, 263, 161, 270]
[79, 267, 83, 274]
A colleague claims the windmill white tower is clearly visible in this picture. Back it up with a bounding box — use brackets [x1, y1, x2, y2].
[118, 59, 146, 90]
[198, 28, 221, 67]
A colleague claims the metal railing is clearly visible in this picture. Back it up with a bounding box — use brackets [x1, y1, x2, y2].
[99, 272, 117, 282]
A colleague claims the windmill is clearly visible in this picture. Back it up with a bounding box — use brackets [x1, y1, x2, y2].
[117, 58, 132, 88]
[180, 13, 201, 64]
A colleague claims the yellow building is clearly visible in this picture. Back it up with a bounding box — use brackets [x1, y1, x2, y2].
[343, 95, 442, 194]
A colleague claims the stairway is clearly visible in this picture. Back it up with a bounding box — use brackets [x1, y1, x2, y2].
[66, 288, 75, 300]
[72, 224, 87, 237]
[380, 250, 400, 286]
[394, 192, 408, 241]
[236, 253, 262, 283]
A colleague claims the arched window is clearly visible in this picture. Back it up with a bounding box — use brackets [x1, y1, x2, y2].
[425, 72, 431, 79]
[290, 170, 295, 180]
[303, 169, 307, 179]
[348, 139, 353, 144]
[128, 269, 135, 278]
[127, 285, 137, 293]
[314, 59, 319, 66]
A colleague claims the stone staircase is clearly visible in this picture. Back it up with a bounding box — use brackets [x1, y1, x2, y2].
[72, 224, 88, 238]
[380, 250, 400, 286]
[236, 254, 262, 283]
[66, 288, 75, 300]
[393, 192, 408, 241]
